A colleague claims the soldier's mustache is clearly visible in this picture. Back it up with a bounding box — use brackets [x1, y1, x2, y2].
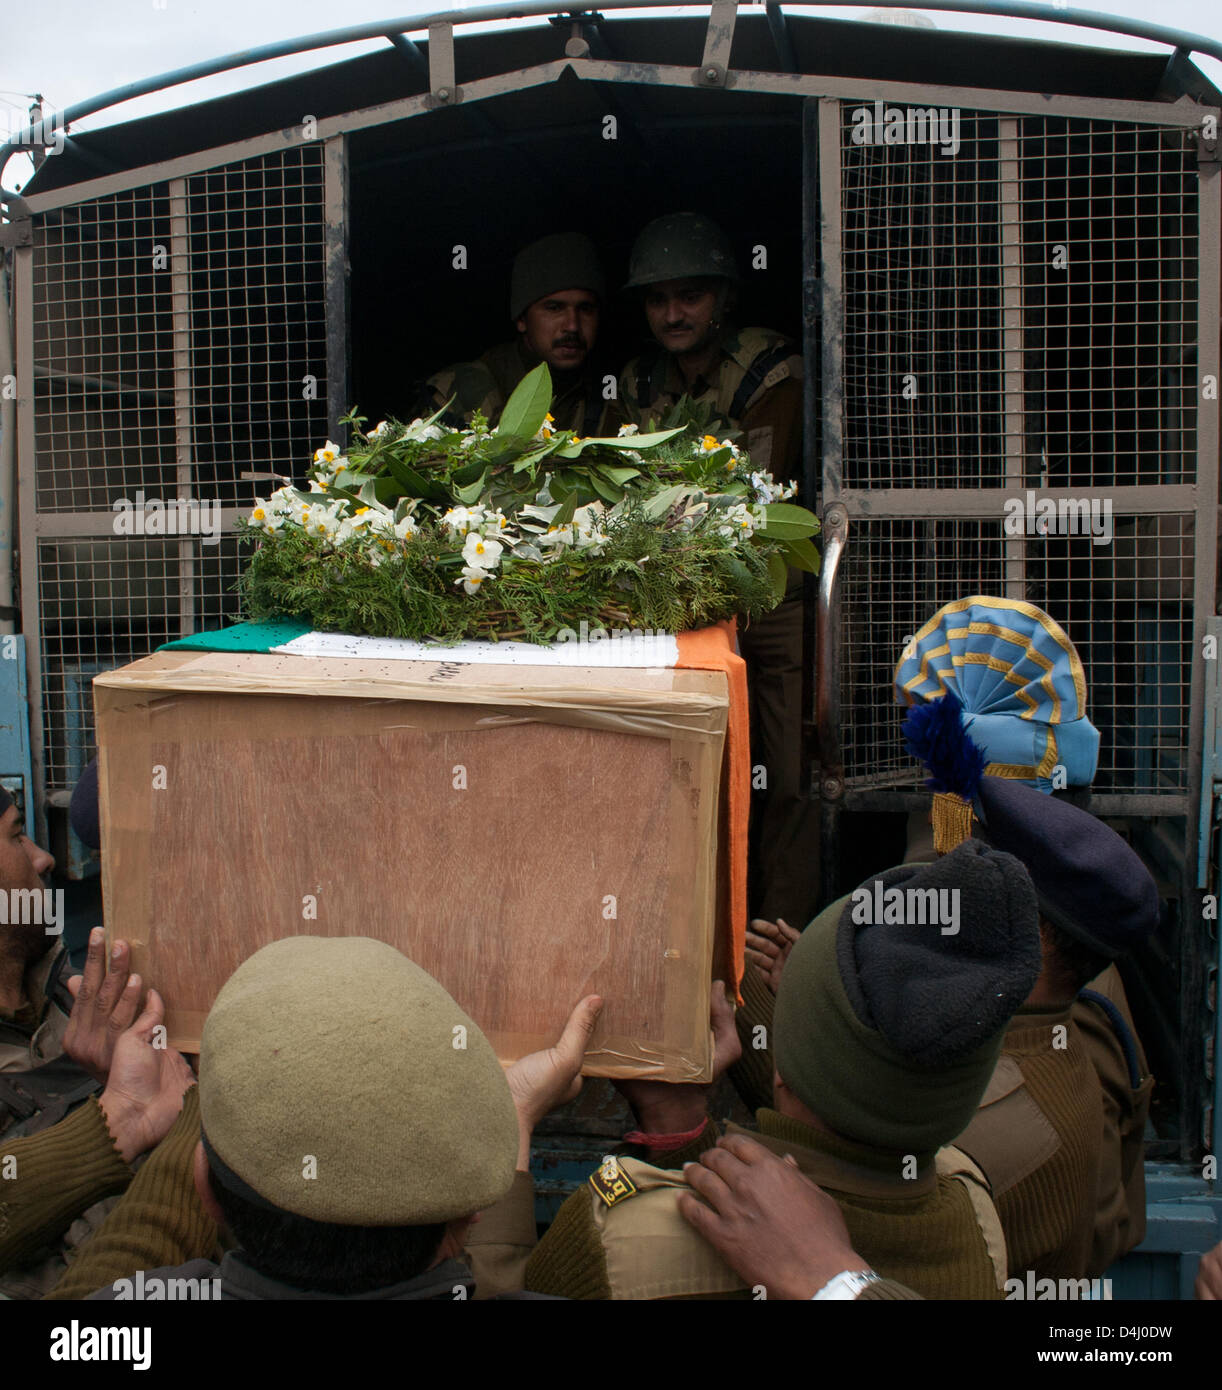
[553, 335, 585, 348]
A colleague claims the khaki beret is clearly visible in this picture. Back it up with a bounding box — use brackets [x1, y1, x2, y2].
[199, 936, 519, 1225]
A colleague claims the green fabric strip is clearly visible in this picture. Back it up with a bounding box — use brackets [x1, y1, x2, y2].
[159, 619, 311, 654]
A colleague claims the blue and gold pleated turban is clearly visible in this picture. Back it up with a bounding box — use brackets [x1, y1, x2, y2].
[894, 596, 1100, 803]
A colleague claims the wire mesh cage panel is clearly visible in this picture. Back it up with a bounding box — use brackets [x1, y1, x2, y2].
[1020, 119, 1199, 491]
[837, 107, 1004, 489]
[186, 146, 328, 503]
[823, 96, 1211, 810]
[841, 520, 1005, 789]
[36, 536, 247, 793]
[834, 106, 1200, 494]
[26, 145, 329, 795]
[841, 516, 1195, 796]
[32, 186, 177, 512]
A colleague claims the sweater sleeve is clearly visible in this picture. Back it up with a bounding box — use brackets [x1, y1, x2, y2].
[525, 1183, 612, 1300]
[0, 1099, 132, 1274]
[728, 965, 776, 1116]
[859, 1279, 923, 1301]
[44, 1086, 218, 1300]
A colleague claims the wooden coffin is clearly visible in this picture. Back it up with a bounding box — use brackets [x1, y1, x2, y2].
[94, 650, 728, 1081]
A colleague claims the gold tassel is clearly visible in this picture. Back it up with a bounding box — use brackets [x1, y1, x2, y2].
[932, 792, 975, 855]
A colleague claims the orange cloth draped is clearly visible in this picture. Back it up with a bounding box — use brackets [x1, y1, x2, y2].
[676, 620, 748, 994]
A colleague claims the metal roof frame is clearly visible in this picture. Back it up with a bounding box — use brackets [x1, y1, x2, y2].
[3, 0, 1220, 213]
[9, 57, 1220, 218]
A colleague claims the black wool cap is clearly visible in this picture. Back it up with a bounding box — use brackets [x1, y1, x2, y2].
[973, 777, 1159, 960]
[775, 840, 1042, 1152]
[846, 841, 1043, 1068]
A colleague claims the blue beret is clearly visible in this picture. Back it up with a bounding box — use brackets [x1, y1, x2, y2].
[69, 756, 100, 851]
[973, 777, 1159, 959]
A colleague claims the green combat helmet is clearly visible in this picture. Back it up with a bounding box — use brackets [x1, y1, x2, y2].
[510, 232, 604, 320]
[623, 211, 738, 289]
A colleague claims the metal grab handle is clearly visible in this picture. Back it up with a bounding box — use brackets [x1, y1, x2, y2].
[815, 504, 848, 794]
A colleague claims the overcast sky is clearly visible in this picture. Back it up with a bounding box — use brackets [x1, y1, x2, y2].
[2, 0, 1219, 188]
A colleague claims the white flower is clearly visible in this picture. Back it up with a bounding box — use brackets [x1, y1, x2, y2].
[749, 471, 797, 505]
[457, 565, 491, 596]
[363, 510, 417, 546]
[441, 504, 487, 537]
[249, 499, 287, 535]
[314, 440, 342, 466]
[462, 533, 504, 570]
[616, 423, 639, 437]
[538, 523, 577, 549]
[302, 502, 343, 538]
[368, 421, 390, 439]
[402, 418, 446, 443]
[717, 502, 758, 543]
[575, 526, 609, 555]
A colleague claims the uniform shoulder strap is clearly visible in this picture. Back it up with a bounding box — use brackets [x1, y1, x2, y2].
[0, 1054, 101, 1140]
[935, 1145, 1008, 1292]
[632, 345, 665, 417]
[45, 948, 77, 1017]
[728, 340, 797, 421]
[1077, 987, 1143, 1089]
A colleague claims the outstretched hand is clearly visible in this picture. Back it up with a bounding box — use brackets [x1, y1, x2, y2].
[506, 995, 603, 1166]
[744, 918, 800, 995]
[97, 988, 196, 1164]
[63, 928, 143, 1085]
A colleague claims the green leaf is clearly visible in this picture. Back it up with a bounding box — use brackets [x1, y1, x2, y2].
[756, 502, 821, 541]
[623, 428, 686, 450]
[767, 550, 790, 600]
[496, 363, 553, 440]
[454, 475, 487, 505]
[385, 457, 446, 502]
[421, 396, 455, 430]
[589, 473, 624, 505]
[598, 465, 641, 487]
[511, 442, 560, 474]
[779, 536, 821, 575]
[449, 458, 486, 487]
[642, 484, 691, 521]
[553, 491, 579, 527]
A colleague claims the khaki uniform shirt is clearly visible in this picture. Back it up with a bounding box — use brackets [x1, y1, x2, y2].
[1073, 965, 1152, 1275]
[525, 1110, 1005, 1300]
[422, 339, 608, 435]
[0, 941, 72, 1076]
[955, 1003, 1103, 1282]
[616, 326, 803, 482]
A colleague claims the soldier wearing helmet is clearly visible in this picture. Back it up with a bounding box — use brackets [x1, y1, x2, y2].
[417, 231, 609, 434]
[618, 212, 817, 930]
[617, 212, 802, 480]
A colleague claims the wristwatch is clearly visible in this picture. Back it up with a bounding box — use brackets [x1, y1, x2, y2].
[811, 1269, 881, 1300]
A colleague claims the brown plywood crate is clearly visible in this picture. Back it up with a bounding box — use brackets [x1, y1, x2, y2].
[94, 650, 728, 1081]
